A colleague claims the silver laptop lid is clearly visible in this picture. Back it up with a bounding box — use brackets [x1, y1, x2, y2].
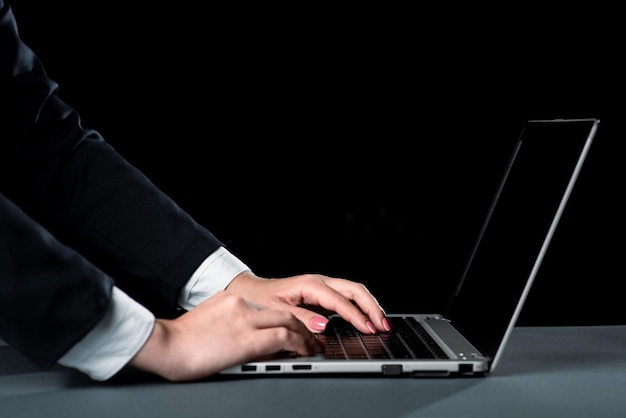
[446, 118, 599, 371]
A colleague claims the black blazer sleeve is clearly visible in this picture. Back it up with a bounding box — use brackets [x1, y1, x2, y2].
[0, 1, 224, 367]
[0, 193, 113, 369]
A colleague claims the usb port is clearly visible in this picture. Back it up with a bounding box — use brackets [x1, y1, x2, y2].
[265, 365, 281, 371]
[292, 364, 312, 371]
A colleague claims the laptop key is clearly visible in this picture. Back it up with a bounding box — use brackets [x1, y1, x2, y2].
[320, 317, 444, 360]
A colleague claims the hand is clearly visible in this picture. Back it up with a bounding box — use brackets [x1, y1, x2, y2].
[225, 271, 390, 335]
[129, 291, 323, 381]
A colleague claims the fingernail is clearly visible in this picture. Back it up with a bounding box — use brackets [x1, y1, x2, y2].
[366, 321, 377, 334]
[382, 317, 392, 332]
[310, 316, 329, 331]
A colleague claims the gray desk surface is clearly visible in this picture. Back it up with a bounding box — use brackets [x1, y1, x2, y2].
[1, 325, 625, 418]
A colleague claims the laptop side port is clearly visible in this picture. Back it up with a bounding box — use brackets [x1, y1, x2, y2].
[382, 365, 403, 375]
[458, 363, 474, 374]
[410, 371, 451, 377]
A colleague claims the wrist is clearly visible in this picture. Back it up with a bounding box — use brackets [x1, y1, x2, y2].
[128, 319, 175, 380]
[225, 270, 263, 293]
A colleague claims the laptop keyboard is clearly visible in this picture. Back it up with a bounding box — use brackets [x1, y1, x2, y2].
[317, 316, 448, 360]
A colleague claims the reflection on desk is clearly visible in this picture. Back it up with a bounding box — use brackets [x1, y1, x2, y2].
[1, 325, 626, 418]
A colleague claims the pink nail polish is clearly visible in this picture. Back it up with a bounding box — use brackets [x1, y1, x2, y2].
[382, 317, 392, 332]
[310, 316, 329, 331]
[366, 321, 377, 334]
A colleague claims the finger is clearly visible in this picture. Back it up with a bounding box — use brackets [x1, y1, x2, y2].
[251, 309, 323, 354]
[324, 278, 389, 329]
[300, 277, 388, 334]
[285, 306, 331, 333]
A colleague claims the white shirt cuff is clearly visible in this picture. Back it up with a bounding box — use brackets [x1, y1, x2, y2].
[57, 247, 248, 380]
[177, 246, 250, 310]
[58, 286, 155, 381]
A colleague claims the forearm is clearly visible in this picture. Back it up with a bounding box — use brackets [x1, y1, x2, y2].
[1, 0, 225, 315]
[58, 247, 249, 380]
[0, 193, 113, 369]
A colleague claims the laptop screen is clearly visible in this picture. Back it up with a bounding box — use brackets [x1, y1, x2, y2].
[446, 119, 598, 361]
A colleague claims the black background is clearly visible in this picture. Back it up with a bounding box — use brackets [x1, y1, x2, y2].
[9, 2, 625, 325]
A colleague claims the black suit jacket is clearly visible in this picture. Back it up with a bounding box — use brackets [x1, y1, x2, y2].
[0, 1, 222, 369]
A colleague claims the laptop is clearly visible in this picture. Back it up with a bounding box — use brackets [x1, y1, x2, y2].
[221, 118, 600, 377]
